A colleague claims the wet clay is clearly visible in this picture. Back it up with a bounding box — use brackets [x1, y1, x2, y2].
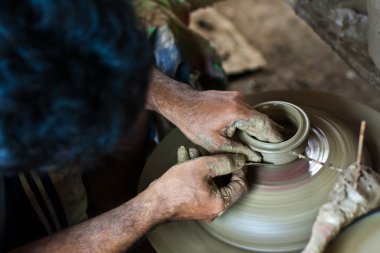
[302, 165, 380, 253]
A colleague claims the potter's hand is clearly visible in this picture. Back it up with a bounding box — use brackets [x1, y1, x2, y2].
[149, 150, 247, 221]
[178, 146, 248, 216]
[175, 90, 284, 162]
[146, 68, 283, 162]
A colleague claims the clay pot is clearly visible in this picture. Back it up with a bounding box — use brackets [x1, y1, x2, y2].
[238, 101, 310, 164]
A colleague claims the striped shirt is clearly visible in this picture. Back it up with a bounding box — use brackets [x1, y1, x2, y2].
[1, 166, 88, 251]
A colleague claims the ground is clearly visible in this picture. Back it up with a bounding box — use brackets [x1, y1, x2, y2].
[216, 0, 380, 111]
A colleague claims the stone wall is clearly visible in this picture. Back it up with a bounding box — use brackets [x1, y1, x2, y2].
[289, 0, 380, 90]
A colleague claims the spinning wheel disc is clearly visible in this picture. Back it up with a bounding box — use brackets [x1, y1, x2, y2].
[138, 91, 380, 253]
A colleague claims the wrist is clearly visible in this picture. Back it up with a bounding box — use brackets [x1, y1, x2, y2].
[161, 86, 198, 128]
[136, 184, 174, 223]
[145, 68, 198, 127]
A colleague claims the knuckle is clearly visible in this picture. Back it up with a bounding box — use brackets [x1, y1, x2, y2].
[213, 138, 229, 151]
[238, 180, 249, 194]
[215, 138, 227, 147]
[213, 154, 235, 170]
[204, 216, 216, 223]
[227, 100, 244, 113]
[229, 91, 242, 99]
[211, 200, 225, 216]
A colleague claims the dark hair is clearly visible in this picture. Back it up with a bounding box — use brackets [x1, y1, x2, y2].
[0, 0, 152, 171]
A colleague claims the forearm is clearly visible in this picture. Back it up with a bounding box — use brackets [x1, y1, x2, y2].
[11, 189, 169, 253]
[145, 68, 196, 128]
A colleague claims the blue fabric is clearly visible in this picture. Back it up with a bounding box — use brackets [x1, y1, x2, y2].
[153, 26, 183, 79]
[0, 172, 5, 252]
[149, 25, 192, 144]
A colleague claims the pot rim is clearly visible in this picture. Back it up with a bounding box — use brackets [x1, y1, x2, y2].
[239, 101, 310, 153]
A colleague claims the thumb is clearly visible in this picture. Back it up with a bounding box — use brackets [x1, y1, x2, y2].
[232, 114, 284, 143]
[216, 139, 262, 162]
[207, 153, 246, 177]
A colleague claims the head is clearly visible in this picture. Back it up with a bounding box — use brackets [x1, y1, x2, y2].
[0, 0, 152, 172]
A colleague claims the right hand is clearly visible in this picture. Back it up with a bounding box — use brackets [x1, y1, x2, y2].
[148, 148, 248, 222]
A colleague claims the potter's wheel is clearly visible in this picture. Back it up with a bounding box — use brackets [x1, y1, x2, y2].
[138, 91, 380, 253]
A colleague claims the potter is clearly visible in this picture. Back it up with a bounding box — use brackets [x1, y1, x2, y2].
[0, 1, 283, 252]
[1, 0, 380, 252]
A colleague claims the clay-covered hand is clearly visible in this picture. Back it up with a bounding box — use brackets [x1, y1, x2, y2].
[176, 90, 284, 162]
[177, 145, 201, 163]
[177, 145, 248, 210]
[146, 69, 283, 162]
[149, 150, 248, 221]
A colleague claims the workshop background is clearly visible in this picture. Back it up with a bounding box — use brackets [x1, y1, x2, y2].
[200, 0, 380, 110]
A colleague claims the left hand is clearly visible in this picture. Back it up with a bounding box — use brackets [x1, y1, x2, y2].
[174, 90, 284, 162]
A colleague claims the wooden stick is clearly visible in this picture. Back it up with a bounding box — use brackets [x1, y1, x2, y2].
[289, 151, 343, 173]
[354, 121, 367, 187]
[356, 121, 366, 167]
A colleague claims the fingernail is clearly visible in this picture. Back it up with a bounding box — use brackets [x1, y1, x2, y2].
[226, 126, 235, 138]
[177, 146, 189, 163]
[189, 148, 200, 159]
[178, 146, 186, 152]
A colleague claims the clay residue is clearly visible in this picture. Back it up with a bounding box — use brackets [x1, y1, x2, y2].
[302, 164, 380, 253]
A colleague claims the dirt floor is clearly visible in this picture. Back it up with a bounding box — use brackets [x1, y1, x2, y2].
[215, 0, 380, 111]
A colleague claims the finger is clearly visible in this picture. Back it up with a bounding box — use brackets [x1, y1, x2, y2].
[257, 115, 285, 142]
[217, 170, 248, 208]
[189, 147, 200, 159]
[232, 166, 247, 178]
[266, 118, 285, 134]
[207, 153, 246, 177]
[177, 146, 190, 163]
[226, 123, 238, 138]
[227, 116, 283, 139]
[253, 128, 283, 143]
[217, 140, 262, 162]
[236, 114, 284, 143]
